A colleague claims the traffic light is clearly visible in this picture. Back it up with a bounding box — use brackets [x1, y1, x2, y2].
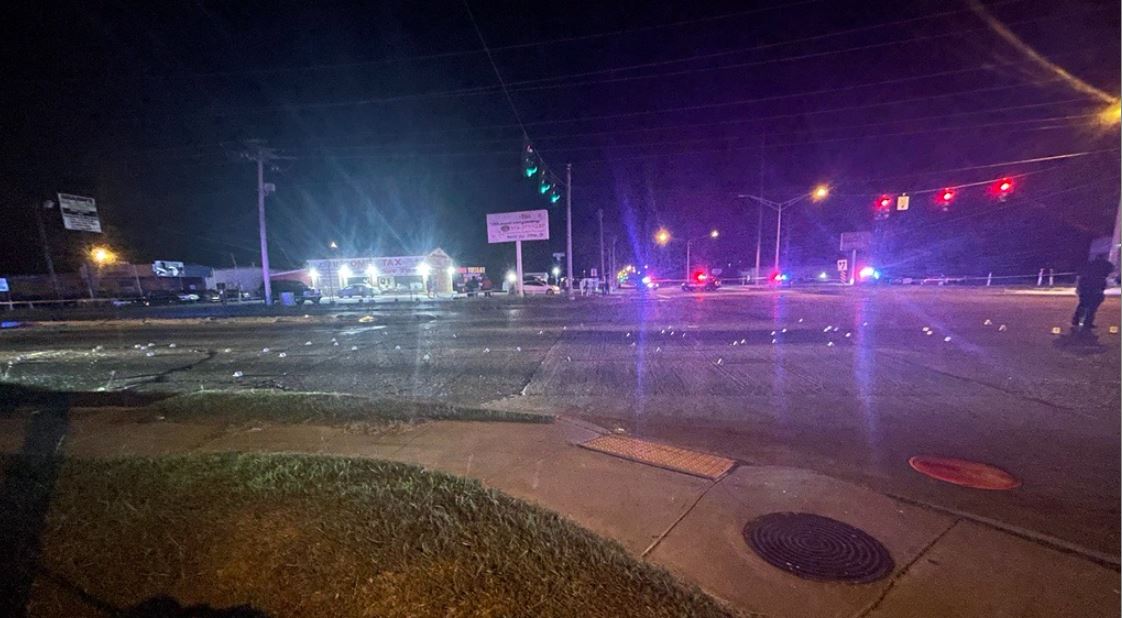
[520, 144, 563, 205]
[993, 177, 1014, 200]
[874, 195, 891, 220]
[521, 144, 539, 178]
[938, 188, 955, 211]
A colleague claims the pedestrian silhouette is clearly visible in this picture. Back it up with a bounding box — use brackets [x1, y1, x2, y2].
[1072, 254, 1114, 330]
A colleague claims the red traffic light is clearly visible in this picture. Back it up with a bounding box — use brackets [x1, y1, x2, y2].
[877, 195, 892, 209]
[996, 178, 1013, 194]
[940, 188, 956, 203]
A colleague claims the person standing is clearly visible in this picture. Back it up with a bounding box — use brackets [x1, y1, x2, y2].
[1072, 254, 1114, 329]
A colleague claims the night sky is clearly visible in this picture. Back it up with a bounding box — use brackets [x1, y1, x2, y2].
[2, 0, 1118, 279]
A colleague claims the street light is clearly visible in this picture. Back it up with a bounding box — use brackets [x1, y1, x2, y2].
[85, 246, 118, 300]
[737, 184, 831, 275]
[1100, 101, 1121, 126]
[654, 228, 671, 246]
[685, 230, 720, 281]
[90, 246, 117, 266]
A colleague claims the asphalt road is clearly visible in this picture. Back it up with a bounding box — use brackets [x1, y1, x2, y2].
[1, 286, 1118, 557]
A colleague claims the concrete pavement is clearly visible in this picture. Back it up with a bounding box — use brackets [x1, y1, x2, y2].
[2, 409, 1115, 617]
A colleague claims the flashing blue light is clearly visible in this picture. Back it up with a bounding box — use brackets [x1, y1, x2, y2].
[859, 266, 881, 280]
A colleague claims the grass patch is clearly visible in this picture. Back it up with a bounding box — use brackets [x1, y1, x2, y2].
[12, 453, 731, 617]
[142, 390, 552, 426]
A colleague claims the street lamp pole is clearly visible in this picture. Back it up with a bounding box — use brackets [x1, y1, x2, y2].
[738, 185, 829, 276]
[685, 239, 691, 281]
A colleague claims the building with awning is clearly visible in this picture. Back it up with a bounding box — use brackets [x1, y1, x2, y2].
[306, 248, 455, 297]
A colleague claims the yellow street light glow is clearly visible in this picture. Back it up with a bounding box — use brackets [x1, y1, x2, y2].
[1100, 101, 1121, 126]
[89, 246, 117, 265]
[812, 185, 830, 201]
[654, 228, 671, 246]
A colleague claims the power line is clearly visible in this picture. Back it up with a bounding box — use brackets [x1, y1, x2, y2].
[301, 113, 1099, 162]
[462, 0, 529, 143]
[134, 0, 825, 80]
[140, 1, 1096, 119]
[294, 96, 1091, 156]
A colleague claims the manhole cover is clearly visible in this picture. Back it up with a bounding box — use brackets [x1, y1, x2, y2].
[908, 455, 1020, 490]
[744, 512, 894, 583]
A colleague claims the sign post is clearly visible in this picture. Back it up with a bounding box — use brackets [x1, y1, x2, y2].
[487, 209, 550, 298]
[515, 241, 524, 296]
[839, 232, 872, 286]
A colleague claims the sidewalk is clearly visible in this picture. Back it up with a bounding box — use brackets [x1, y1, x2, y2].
[2, 412, 1117, 617]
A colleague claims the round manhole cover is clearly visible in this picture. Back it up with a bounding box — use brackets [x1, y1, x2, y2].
[908, 455, 1020, 490]
[743, 512, 894, 583]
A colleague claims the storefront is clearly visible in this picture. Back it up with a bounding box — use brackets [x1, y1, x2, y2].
[306, 248, 455, 298]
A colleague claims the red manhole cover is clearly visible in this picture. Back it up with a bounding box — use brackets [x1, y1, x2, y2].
[908, 455, 1020, 490]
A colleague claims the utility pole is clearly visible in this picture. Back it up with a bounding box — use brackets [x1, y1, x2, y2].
[610, 236, 617, 291]
[33, 200, 61, 300]
[240, 142, 288, 306]
[597, 208, 605, 287]
[566, 163, 574, 300]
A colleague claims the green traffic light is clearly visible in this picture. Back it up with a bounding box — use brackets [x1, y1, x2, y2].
[522, 158, 539, 178]
[549, 189, 561, 204]
[539, 177, 552, 194]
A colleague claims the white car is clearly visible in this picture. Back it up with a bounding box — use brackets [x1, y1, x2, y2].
[519, 279, 560, 295]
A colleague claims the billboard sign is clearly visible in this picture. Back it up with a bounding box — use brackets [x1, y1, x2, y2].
[153, 261, 186, 277]
[839, 232, 872, 252]
[58, 193, 102, 232]
[487, 209, 549, 243]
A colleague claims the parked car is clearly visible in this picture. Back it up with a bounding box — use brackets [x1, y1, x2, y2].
[143, 289, 180, 306]
[339, 283, 377, 298]
[176, 291, 200, 303]
[266, 280, 322, 305]
[519, 278, 560, 295]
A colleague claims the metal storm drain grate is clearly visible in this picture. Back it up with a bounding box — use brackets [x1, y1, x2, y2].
[744, 512, 895, 583]
[578, 435, 734, 480]
[908, 455, 1021, 490]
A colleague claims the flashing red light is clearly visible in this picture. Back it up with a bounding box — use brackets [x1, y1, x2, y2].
[695, 272, 707, 282]
[940, 188, 955, 203]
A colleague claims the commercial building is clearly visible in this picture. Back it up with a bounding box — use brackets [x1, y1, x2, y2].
[306, 248, 455, 297]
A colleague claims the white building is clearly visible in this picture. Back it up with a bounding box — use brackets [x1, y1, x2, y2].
[306, 248, 455, 297]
